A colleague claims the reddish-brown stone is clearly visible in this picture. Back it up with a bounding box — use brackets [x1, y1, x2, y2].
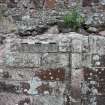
[96, 68, 105, 94]
[83, 0, 92, 7]
[34, 68, 65, 81]
[83, 67, 105, 95]
[44, 0, 56, 9]
[83, 67, 97, 81]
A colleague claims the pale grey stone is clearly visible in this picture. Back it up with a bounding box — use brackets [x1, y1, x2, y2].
[82, 36, 89, 53]
[89, 35, 105, 54]
[41, 53, 59, 68]
[33, 96, 64, 105]
[48, 42, 58, 52]
[3, 68, 34, 81]
[72, 38, 82, 53]
[87, 27, 98, 33]
[59, 39, 71, 52]
[72, 53, 82, 69]
[4, 53, 41, 67]
[82, 53, 92, 68]
[57, 53, 69, 67]
[44, 25, 59, 34]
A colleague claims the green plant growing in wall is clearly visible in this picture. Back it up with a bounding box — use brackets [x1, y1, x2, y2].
[64, 8, 84, 31]
[64, 0, 84, 31]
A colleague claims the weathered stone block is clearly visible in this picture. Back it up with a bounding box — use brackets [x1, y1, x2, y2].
[10, 42, 58, 53]
[34, 68, 65, 81]
[71, 68, 84, 99]
[82, 36, 89, 53]
[10, 42, 42, 53]
[72, 53, 82, 68]
[58, 53, 69, 67]
[72, 38, 82, 53]
[28, 79, 65, 96]
[0, 76, 65, 96]
[10, 43, 20, 52]
[41, 43, 49, 52]
[48, 42, 58, 52]
[41, 53, 69, 68]
[41, 53, 58, 68]
[58, 38, 71, 52]
[92, 54, 105, 67]
[97, 95, 105, 105]
[89, 35, 105, 54]
[33, 96, 64, 105]
[4, 53, 41, 67]
[0, 93, 64, 105]
[82, 53, 92, 68]
[92, 54, 100, 67]
[3, 68, 34, 81]
[0, 93, 33, 105]
[0, 80, 22, 94]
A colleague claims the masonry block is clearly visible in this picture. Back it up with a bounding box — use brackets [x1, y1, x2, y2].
[48, 42, 58, 52]
[82, 53, 92, 68]
[72, 38, 82, 53]
[10, 42, 42, 53]
[33, 96, 64, 105]
[4, 53, 41, 67]
[92, 54, 105, 67]
[10, 42, 58, 53]
[0, 93, 64, 105]
[72, 53, 82, 68]
[0, 93, 33, 105]
[97, 95, 105, 105]
[59, 39, 71, 52]
[82, 36, 89, 53]
[2, 68, 34, 81]
[58, 53, 69, 67]
[41, 53, 69, 68]
[89, 35, 105, 54]
[71, 68, 84, 99]
[34, 68, 65, 81]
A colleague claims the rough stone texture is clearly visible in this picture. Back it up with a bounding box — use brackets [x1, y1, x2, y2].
[0, 32, 105, 105]
[99, 30, 105, 36]
[1, 0, 105, 105]
[1, 0, 105, 35]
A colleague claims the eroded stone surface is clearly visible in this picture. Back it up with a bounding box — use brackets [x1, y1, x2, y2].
[0, 32, 105, 105]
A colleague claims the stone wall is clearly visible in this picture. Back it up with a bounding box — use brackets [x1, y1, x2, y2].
[1, 0, 105, 105]
[0, 32, 105, 105]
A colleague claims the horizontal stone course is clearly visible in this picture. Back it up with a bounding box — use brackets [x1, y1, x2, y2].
[10, 42, 59, 53]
